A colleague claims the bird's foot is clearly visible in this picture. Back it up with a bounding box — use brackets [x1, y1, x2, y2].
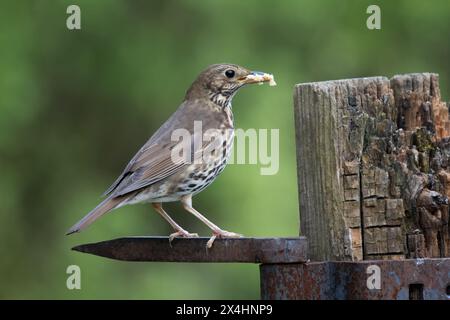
[206, 229, 243, 248]
[169, 229, 199, 244]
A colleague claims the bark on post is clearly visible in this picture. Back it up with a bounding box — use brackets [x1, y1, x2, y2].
[294, 73, 450, 261]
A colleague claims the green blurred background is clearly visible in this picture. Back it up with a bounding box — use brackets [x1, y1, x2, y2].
[0, 0, 449, 299]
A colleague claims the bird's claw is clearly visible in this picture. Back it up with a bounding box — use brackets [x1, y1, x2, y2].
[206, 230, 243, 248]
[169, 230, 199, 244]
[206, 235, 217, 249]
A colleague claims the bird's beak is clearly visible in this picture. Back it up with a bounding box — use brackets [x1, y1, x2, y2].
[238, 71, 277, 86]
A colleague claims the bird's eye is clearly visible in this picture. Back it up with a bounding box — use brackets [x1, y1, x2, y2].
[225, 69, 235, 78]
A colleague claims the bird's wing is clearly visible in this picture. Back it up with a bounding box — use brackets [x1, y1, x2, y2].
[102, 101, 191, 196]
[106, 130, 220, 197]
[101, 139, 172, 196]
[102, 99, 224, 197]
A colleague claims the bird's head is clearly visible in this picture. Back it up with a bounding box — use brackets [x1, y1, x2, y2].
[185, 63, 276, 108]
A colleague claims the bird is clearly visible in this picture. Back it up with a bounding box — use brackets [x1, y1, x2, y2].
[67, 63, 276, 248]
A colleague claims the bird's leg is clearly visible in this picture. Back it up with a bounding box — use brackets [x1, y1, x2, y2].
[151, 203, 198, 243]
[180, 196, 242, 248]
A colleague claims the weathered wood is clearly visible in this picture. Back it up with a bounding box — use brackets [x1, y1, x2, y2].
[294, 73, 450, 261]
[72, 236, 308, 263]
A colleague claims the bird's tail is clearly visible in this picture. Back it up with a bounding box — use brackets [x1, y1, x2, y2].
[66, 196, 125, 235]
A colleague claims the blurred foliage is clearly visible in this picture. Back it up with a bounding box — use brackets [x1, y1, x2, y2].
[0, 0, 449, 299]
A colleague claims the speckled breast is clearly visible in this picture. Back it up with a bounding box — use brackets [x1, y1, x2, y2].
[176, 128, 235, 196]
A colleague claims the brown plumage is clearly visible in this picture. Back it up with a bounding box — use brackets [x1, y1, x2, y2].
[67, 63, 275, 247]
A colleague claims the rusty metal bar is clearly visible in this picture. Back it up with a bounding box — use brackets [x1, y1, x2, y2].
[72, 236, 308, 263]
[260, 258, 450, 300]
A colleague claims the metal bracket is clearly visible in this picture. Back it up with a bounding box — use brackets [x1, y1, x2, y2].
[72, 236, 449, 300]
[260, 258, 450, 300]
[72, 236, 308, 264]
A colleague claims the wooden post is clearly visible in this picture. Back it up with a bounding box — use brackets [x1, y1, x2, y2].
[294, 73, 450, 261]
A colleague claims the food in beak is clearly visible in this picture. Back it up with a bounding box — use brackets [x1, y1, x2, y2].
[244, 72, 277, 86]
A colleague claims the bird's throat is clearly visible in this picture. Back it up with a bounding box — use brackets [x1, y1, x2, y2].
[209, 91, 236, 109]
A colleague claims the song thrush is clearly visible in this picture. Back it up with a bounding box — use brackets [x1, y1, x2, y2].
[67, 63, 276, 247]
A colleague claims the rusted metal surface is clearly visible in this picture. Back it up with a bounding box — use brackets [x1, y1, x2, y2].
[260, 258, 450, 300]
[72, 236, 308, 263]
